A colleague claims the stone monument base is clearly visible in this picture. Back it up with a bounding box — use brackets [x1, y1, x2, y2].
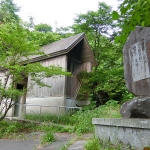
[92, 118, 150, 149]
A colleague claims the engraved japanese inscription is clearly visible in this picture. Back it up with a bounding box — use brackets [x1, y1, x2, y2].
[129, 40, 150, 81]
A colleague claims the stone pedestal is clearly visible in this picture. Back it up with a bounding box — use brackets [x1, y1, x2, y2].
[92, 118, 150, 149]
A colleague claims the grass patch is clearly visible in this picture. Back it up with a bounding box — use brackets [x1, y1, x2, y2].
[40, 131, 56, 145]
[37, 124, 75, 133]
[0, 120, 36, 138]
[26, 100, 121, 135]
[84, 136, 101, 150]
[84, 136, 131, 150]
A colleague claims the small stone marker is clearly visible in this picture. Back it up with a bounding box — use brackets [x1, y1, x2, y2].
[123, 27, 150, 95]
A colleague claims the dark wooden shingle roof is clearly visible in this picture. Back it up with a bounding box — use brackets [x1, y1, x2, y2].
[29, 33, 96, 66]
[42, 33, 84, 55]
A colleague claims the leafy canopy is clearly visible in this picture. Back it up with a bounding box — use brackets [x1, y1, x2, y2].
[112, 0, 150, 43]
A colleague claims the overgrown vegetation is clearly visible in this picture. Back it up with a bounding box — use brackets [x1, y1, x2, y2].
[26, 100, 121, 134]
[84, 136, 101, 150]
[0, 120, 36, 138]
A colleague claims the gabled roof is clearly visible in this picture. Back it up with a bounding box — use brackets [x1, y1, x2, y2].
[29, 33, 96, 66]
[42, 33, 85, 55]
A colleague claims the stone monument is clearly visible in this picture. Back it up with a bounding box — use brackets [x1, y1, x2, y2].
[92, 27, 150, 149]
[120, 27, 150, 118]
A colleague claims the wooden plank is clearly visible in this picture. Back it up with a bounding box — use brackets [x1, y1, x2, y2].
[27, 55, 67, 97]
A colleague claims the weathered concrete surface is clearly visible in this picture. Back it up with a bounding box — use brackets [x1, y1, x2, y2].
[120, 96, 150, 118]
[0, 139, 39, 150]
[67, 141, 86, 150]
[92, 118, 150, 149]
[0, 132, 92, 150]
[0, 133, 76, 150]
[123, 27, 150, 95]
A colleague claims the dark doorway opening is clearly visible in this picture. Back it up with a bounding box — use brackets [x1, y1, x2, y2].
[14, 76, 28, 117]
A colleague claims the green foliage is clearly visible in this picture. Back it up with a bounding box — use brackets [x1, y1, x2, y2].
[69, 102, 121, 134]
[26, 101, 121, 135]
[85, 136, 131, 150]
[112, 0, 150, 43]
[40, 131, 56, 145]
[31, 31, 62, 46]
[0, 0, 20, 22]
[0, 120, 36, 138]
[26, 113, 72, 125]
[39, 124, 74, 133]
[71, 2, 133, 104]
[34, 23, 53, 33]
[56, 26, 74, 38]
[26, 113, 59, 123]
[77, 58, 131, 104]
[72, 2, 113, 36]
[84, 136, 100, 150]
[94, 139, 126, 150]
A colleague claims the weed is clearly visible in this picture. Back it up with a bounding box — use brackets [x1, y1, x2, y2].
[84, 136, 130, 150]
[40, 131, 56, 145]
[84, 136, 100, 150]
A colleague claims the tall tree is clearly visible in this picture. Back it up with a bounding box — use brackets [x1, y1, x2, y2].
[0, 22, 70, 120]
[71, 2, 133, 105]
[72, 2, 114, 68]
[0, 0, 20, 22]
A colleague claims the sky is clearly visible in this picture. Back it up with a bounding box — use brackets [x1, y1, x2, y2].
[13, 0, 119, 30]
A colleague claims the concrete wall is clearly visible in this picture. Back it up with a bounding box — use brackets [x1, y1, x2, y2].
[26, 96, 65, 115]
[92, 118, 150, 149]
[3, 96, 65, 117]
[4, 97, 90, 117]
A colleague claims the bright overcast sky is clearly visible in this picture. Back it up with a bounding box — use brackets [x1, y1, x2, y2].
[14, 0, 119, 30]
